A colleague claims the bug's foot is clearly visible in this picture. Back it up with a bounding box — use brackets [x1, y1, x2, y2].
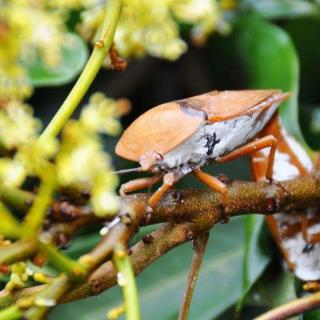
[220, 192, 230, 223]
[268, 178, 289, 198]
[304, 281, 320, 293]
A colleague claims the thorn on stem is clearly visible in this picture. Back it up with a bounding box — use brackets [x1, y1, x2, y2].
[142, 234, 154, 244]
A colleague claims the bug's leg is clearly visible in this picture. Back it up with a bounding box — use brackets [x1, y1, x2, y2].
[179, 232, 209, 320]
[304, 281, 320, 292]
[119, 175, 162, 196]
[193, 168, 228, 207]
[265, 216, 295, 270]
[148, 172, 180, 208]
[301, 214, 320, 244]
[216, 135, 277, 181]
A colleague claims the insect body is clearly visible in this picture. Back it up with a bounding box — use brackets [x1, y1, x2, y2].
[251, 116, 320, 281]
[116, 90, 289, 208]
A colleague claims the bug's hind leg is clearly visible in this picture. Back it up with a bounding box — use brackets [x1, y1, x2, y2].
[148, 172, 181, 208]
[119, 175, 162, 196]
[301, 214, 320, 244]
[193, 168, 228, 207]
[179, 232, 209, 320]
[216, 135, 278, 181]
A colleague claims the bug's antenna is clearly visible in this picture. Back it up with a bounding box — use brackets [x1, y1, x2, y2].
[112, 167, 142, 175]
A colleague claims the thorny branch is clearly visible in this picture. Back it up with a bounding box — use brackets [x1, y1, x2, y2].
[0, 174, 319, 319]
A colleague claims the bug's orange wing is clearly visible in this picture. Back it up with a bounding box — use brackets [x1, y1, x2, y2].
[116, 102, 205, 161]
[179, 89, 285, 121]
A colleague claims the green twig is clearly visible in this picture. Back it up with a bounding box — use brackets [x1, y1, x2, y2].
[37, 241, 86, 281]
[22, 165, 56, 236]
[38, 0, 123, 142]
[0, 239, 37, 266]
[0, 185, 32, 212]
[113, 244, 140, 320]
[0, 306, 22, 320]
[23, 274, 70, 320]
[0, 202, 22, 239]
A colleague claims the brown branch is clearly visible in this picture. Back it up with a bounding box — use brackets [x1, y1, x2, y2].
[0, 175, 319, 311]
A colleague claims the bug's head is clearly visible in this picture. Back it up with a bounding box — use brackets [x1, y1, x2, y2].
[139, 151, 163, 173]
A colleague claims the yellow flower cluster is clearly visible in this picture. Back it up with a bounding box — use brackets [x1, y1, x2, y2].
[79, 0, 232, 61]
[55, 93, 129, 217]
[5, 262, 28, 292]
[0, 100, 41, 150]
[0, 93, 127, 217]
[0, 1, 67, 100]
[56, 121, 120, 217]
[80, 92, 131, 136]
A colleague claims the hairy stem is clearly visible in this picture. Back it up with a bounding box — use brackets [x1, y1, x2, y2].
[179, 232, 209, 320]
[38, 0, 123, 142]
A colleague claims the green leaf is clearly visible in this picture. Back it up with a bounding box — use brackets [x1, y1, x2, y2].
[284, 18, 320, 105]
[50, 218, 245, 320]
[304, 308, 320, 320]
[235, 15, 304, 143]
[26, 33, 88, 87]
[232, 15, 305, 312]
[243, 0, 320, 20]
[248, 269, 297, 308]
[237, 215, 271, 312]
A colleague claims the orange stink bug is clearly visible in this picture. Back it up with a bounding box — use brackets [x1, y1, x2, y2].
[251, 115, 320, 282]
[116, 90, 289, 209]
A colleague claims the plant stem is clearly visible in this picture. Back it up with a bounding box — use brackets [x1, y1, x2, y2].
[0, 239, 37, 265]
[23, 274, 70, 320]
[22, 165, 56, 236]
[256, 291, 320, 320]
[38, 0, 123, 142]
[37, 241, 86, 281]
[113, 244, 140, 320]
[0, 185, 32, 212]
[0, 306, 22, 320]
[0, 202, 22, 239]
[179, 232, 209, 320]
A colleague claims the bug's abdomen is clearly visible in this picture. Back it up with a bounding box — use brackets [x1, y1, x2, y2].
[251, 116, 320, 281]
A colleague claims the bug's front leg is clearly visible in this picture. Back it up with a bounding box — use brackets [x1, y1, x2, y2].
[119, 175, 162, 196]
[216, 135, 278, 181]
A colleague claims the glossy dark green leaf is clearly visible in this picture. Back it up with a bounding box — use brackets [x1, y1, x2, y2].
[236, 215, 271, 311]
[304, 307, 320, 320]
[26, 33, 88, 87]
[50, 218, 245, 320]
[300, 104, 320, 150]
[232, 15, 305, 312]
[248, 269, 297, 307]
[235, 15, 304, 143]
[242, 0, 320, 20]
